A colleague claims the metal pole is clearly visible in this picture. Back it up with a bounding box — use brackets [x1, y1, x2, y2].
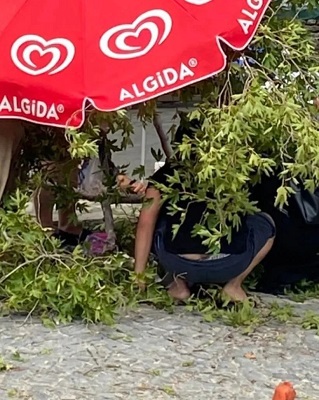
[141, 126, 146, 179]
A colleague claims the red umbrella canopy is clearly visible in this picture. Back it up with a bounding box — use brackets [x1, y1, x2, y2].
[0, 0, 270, 127]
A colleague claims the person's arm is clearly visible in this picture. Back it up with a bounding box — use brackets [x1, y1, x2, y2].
[134, 187, 162, 276]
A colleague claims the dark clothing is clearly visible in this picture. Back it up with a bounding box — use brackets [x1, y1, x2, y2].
[251, 174, 319, 291]
[153, 212, 275, 285]
[149, 163, 275, 285]
[151, 162, 247, 255]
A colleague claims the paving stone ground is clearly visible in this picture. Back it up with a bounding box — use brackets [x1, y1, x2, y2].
[0, 301, 319, 400]
[16, 172, 319, 400]
[18, 204, 319, 400]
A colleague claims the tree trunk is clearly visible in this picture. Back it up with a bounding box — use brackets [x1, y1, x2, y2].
[99, 135, 117, 244]
[101, 199, 116, 247]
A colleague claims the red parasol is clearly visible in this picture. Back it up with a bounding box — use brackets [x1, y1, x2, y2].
[0, 0, 270, 127]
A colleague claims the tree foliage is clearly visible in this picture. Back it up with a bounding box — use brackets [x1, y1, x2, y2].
[61, 1, 319, 253]
[1, 0, 319, 322]
[158, 0, 319, 251]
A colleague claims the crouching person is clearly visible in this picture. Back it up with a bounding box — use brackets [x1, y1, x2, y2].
[134, 121, 276, 302]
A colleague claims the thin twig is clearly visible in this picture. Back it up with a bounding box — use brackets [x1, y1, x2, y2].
[0, 255, 46, 284]
[21, 300, 39, 326]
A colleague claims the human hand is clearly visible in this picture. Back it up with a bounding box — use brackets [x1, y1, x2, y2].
[117, 175, 147, 196]
[129, 179, 147, 196]
[136, 279, 146, 291]
[133, 272, 146, 291]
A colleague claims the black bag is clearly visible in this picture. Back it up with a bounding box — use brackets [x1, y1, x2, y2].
[289, 181, 319, 225]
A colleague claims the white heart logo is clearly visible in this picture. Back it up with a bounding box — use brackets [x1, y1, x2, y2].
[100, 9, 172, 60]
[184, 0, 212, 4]
[11, 35, 75, 76]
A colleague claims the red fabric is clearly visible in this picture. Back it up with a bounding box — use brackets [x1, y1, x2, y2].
[272, 382, 296, 400]
[0, 0, 270, 127]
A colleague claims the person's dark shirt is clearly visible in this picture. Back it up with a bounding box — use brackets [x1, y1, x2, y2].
[150, 162, 247, 255]
[250, 173, 319, 265]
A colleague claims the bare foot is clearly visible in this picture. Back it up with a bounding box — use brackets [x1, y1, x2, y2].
[168, 278, 190, 301]
[222, 283, 247, 302]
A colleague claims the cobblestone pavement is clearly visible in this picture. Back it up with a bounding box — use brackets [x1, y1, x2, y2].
[1, 300, 319, 400]
[16, 162, 319, 400]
